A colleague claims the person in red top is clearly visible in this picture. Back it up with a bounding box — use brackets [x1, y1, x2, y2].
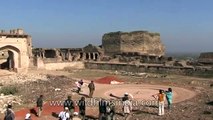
[152, 89, 165, 116]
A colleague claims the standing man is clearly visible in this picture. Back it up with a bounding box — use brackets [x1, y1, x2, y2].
[78, 97, 86, 120]
[122, 97, 132, 119]
[152, 89, 165, 116]
[36, 95, 43, 117]
[4, 104, 15, 120]
[64, 95, 75, 119]
[88, 81, 95, 98]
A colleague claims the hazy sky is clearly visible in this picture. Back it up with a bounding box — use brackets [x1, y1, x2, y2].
[0, 0, 212, 53]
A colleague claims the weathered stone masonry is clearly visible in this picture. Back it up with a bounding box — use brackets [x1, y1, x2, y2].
[102, 31, 165, 57]
[0, 29, 32, 72]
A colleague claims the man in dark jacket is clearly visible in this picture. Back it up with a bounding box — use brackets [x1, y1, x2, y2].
[64, 96, 75, 118]
[36, 95, 43, 117]
[4, 104, 15, 120]
[78, 97, 86, 120]
[88, 81, 95, 98]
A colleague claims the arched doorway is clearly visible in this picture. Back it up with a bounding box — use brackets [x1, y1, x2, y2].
[0, 50, 15, 69]
[0, 45, 20, 70]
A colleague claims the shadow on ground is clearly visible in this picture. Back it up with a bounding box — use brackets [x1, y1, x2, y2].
[30, 108, 37, 117]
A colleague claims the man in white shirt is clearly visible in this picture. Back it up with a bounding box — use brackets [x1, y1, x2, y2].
[58, 107, 70, 120]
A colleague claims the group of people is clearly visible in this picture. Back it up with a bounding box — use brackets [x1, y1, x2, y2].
[152, 88, 173, 116]
[98, 98, 115, 120]
[75, 80, 95, 98]
[35, 95, 85, 120]
[3, 79, 173, 120]
[59, 93, 133, 120]
[58, 96, 86, 120]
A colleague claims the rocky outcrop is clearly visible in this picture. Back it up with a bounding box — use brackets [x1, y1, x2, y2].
[102, 31, 165, 57]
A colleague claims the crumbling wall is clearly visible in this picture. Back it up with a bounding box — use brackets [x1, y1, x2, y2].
[102, 31, 165, 57]
[198, 52, 213, 64]
[102, 32, 121, 56]
[84, 62, 196, 75]
[0, 28, 32, 72]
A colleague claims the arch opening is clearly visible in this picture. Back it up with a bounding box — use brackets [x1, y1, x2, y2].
[0, 45, 21, 71]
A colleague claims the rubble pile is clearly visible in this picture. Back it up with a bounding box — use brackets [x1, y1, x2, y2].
[0, 73, 48, 85]
[16, 75, 75, 103]
[0, 94, 22, 113]
[0, 73, 75, 107]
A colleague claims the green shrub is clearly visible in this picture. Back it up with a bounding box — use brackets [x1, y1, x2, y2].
[0, 86, 18, 95]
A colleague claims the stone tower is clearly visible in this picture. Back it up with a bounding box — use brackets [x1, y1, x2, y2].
[102, 31, 165, 57]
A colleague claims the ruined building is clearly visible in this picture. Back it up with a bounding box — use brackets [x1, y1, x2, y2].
[198, 52, 213, 65]
[0, 29, 167, 72]
[0, 29, 32, 72]
[102, 31, 165, 57]
[2, 28, 211, 75]
[32, 44, 103, 70]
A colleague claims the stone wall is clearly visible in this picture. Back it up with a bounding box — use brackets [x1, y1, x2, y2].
[43, 62, 84, 70]
[102, 31, 165, 57]
[33, 45, 103, 63]
[85, 62, 198, 75]
[33, 45, 103, 70]
[102, 32, 121, 56]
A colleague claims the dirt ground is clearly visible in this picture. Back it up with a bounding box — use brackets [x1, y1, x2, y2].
[0, 69, 213, 120]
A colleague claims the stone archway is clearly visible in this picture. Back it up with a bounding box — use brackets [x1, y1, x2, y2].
[0, 45, 21, 70]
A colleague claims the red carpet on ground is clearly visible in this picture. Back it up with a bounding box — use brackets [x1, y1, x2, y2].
[95, 76, 124, 84]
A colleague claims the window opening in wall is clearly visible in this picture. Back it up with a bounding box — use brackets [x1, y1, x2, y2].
[86, 53, 89, 60]
[91, 53, 94, 60]
[80, 52, 83, 59]
[44, 50, 56, 58]
[95, 53, 98, 60]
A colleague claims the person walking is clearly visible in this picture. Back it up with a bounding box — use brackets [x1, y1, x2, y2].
[58, 107, 70, 120]
[36, 95, 43, 117]
[4, 104, 15, 120]
[165, 88, 173, 109]
[64, 95, 75, 119]
[76, 80, 84, 93]
[88, 81, 95, 98]
[152, 89, 165, 116]
[78, 97, 86, 120]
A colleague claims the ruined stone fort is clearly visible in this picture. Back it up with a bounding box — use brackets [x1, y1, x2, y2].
[0, 29, 212, 74]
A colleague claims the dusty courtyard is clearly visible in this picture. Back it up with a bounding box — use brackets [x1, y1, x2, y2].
[0, 69, 212, 120]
